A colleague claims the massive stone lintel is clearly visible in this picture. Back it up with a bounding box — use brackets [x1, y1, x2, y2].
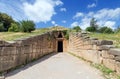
[99, 45, 115, 50]
[108, 49, 120, 56]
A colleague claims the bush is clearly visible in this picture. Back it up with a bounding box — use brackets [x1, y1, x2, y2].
[20, 20, 35, 32]
[86, 26, 96, 32]
[0, 12, 14, 31]
[115, 26, 120, 33]
[73, 26, 81, 32]
[8, 23, 19, 32]
[0, 22, 4, 32]
[99, 26, 113, 33]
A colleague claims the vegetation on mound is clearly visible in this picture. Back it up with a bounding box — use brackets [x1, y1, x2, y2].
[0, 28, 49, 41]
[89, 33, 120, 48]
[0, 12, 36, 33]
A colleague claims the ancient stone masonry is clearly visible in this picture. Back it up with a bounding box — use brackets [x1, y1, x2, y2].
[68, 32, 120, 75]
[0, 31, 67, 73]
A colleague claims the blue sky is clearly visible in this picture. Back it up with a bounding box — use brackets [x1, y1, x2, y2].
[0, 0, 120, 29]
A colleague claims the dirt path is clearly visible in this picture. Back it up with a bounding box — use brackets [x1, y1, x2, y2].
[6, 53, 105, 79]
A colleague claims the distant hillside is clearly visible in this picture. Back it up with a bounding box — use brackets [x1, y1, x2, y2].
[0, 26, 68, 41]
[49, 26, 68, 31]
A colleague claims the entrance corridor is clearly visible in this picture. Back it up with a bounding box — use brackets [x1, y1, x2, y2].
[6, 53, 105, 79]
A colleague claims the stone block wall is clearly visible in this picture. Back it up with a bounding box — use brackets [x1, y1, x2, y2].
[68, 32, 120, 75]
[0, 32, 56, 73]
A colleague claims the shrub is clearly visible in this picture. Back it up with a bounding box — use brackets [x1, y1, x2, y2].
[115, 26, 120, 33]
[0, 12, 14, 31]
[8, 23, 19, 32]
[73, 26, 81, 32]
[99, 26, 113, 33]
[0, 22, 4, 32]
[86, 26, 96, 32]
[20, 20, 35, 33]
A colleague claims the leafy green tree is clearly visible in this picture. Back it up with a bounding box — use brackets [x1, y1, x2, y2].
[8, 23, 19, 32]
[0, 12, 14, 31]
[98, 26, 113, 33]
[0, 22, 4, 32]
[90, 18, 98, 32]
[115, 26, 120, 33]
[90, 18, 98, 27]
[20, 20, 35, 32]
[104, 27, 113, 34]
[73, 26, 81, 32]
[85, 26, 96, 32]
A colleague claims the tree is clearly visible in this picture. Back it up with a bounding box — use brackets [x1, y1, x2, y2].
[85, 26, 96, 32]
[0, 12, 14, 31]
[73, 26, 81, 32]
[98, 26, 113, 33]
[90, 18, 98, 32]
[104, 27, 113, 34]
[115, 26, 120, 33]
[8, 23, 19, 32]
[20, 20, 35, 32]
[0, 22, 4, 32]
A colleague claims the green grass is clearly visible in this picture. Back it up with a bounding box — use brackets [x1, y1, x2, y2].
[0, 28, 49, 41]
[89, 33, 120, 48]
[91, 64, 113, 75]
[0, 26, 68, 41]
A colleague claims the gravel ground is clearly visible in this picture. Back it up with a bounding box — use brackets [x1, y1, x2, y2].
[6, 53, 105, 79]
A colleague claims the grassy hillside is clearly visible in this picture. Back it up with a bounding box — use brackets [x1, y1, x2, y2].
[89, 33, 120, 48]
[1, 26, 119, 48]
[0, 26, 68, 41]
[0, 28, 49, 41]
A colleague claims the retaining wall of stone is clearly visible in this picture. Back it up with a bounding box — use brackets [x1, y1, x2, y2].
[68, 32, 120, 75]
[0, 32, 56, 73]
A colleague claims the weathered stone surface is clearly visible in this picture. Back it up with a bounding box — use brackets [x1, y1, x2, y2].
[92, 45, 101, 50]
[0, 76, 5, 79]
[101, 50, 115, 59]
[68, 32, 120, 75]
[83, 45, 93, 50]
[100, 45, 115, 50]
[108, 48, 120, 56]
[97, 40, 113, 46]
[116, 62, 120, 75]
[103, 59, 116, 71]
[90, 38, 98, 40]
[0, 31, 68, 73]
[90, 40, 99, 45]
[115, 56, 120, 61]
[0, 40, 9, 46]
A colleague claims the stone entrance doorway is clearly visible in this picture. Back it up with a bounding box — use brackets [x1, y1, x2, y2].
[53, 31, 68, 53]
[57, 41, 63, 52]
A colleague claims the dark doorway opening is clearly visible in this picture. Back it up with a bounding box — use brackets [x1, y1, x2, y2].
[58, 33, 62, 38]
[57, 41, 63, 52]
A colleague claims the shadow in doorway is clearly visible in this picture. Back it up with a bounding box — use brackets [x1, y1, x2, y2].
[57, 41, 63, 52]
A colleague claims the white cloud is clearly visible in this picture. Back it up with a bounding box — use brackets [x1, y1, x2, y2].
[72, 8, 120, 29]
[60, 8, 66, 12]
[73, 12, 84, 19]
[94, 8, 120, 20]
[0, 1, 27, 21]
[51, 21, 56, 25]
[87, 3, 96, 8]
[71, 22, 79, 27]
[51, 20, 58, 26]
[79, 17, 91, 29]
[62, 20, 66, 23]
[0, 0, 63, 23]
[23, 0, 63, 23]
[55, 0, 63, 6]
[104, 21, 116, 28]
